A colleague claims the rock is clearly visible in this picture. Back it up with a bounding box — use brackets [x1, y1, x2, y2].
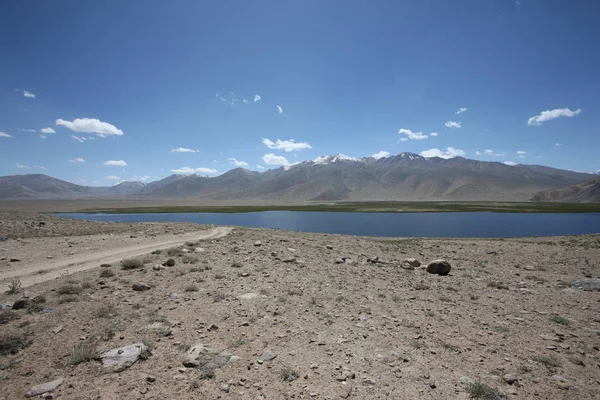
[503, 374, 518, 385]
[51, 325, 64, 334]
[41, 393, 57, 399]
[194, 247, 205, 253]
[367, 256, 383, 264]
[459, 376, 474, 386]
[254, 240, 262, 247]
[259, 350, 277, 362]
[25, 378, 64, 398]
[404, 258, 421, 268]
[220, 383, 230, 393]
[523, 265, 536, 271]
[426, 260, 451, 275]
[283, 257, 297, 264]
[428, 380, 436, 389]
[97, 343, 149, 372]
[344, 258, 358, 266]
[326, 245, 333, 250]
[152, 265, 161, 271]
[399, 262, 414, 270]
[572, 278, 600, 291]
[146, 375, 156, 383]
[132, 283, 151, 291]
[207, 324, 219, 331]
[182, 343, 236, 373]
[163, 259, 175, 267]
[148, 322, 172, 337]
[239, 293, 258, 300]
[569, 357, 585, 366]
[335, 257, 345, 264]
[12, 298, 32, 310]
[9, 258, 20, 262]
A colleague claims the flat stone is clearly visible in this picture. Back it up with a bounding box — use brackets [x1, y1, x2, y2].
[97, 343, 149, 372]
[259, 350, 277, 362]
[239, 293, 258, 300]
[254, 240, 262, 247]
[503, 374, 518, 385]
[404, 258, 421, 268]
[132, 283, 151, 291]
[572, 278, 600, 291]
[51, 325, 64, 334]
[25, 378, 64, 398]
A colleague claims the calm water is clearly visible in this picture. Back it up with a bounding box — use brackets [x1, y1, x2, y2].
[58, 211, 600, 238]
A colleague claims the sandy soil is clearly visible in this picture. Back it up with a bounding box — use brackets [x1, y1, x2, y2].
[1, 213, 599, 400]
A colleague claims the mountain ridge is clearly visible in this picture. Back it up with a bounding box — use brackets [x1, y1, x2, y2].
[0, 153, 596, 202]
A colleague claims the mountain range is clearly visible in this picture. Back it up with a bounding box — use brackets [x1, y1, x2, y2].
[531, 176, 600, 203]
[0, 153, 596, 202]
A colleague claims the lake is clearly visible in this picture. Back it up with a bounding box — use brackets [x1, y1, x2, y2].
[58, 211, 600, 238]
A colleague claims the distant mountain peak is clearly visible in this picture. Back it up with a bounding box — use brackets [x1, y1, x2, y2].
[312, 154, 363, 165]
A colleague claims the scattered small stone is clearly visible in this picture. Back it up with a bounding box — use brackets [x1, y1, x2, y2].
[207, 324, 219, 331]
[259, 350, 277, 362]
[426, 259, 451, 275]
[220, 383, 230, 393]
[335, 257, 345, 264]
[25, 378, 64, 398]
[240, 272, 250, 277]
[132, 283, 151, 291]
[503, 374, 518, 385]
[254, 240, 262, 247]
[146, 375, 156, 383]
[428, 380, 436, 389]
[404, 258, 421, 268]
[163, 259, 175, 267]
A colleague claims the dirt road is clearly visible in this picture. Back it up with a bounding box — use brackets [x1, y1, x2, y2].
[0, 226, 232, 291]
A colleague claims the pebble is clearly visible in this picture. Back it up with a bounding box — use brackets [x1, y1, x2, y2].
[220, 383, 230, 393]
[132, 283, 151, 291]
[503, 374, 518, 385]
[254, 240, 262, 247]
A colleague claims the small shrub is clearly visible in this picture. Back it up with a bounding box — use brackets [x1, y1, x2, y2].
[280, 367, 299, 382]
[184, 285, 199, 292]
[58, 283, 83, 295]
[439, 295, 452, 302]
[7, 279, 21, 294]
[549, 315, 571, 326]
[213, 292, 227, 303]
[309, 296, 319, 306]
[0, 311, 19, 325]
[142, 255, 154, 264]
[167, 248, 184, 257]
[287, 288, 302, 296]
[94, 304, 117, 318]
[533, 354, 561, 370]
[0, 331, 31, 355]
[231, 262, 243, 268]
[487, 281, 509, 290]
[414, 282, 430, 291]
[259, 288, 269, 296]
[59, 295, 79, 304]
[492, 325, 509, 333]
[100, 263, 112, 268]
[69, 342, 97, 365]
[517, 364, 532, 373]
[466, 381, 503, 400]
[148, 312, 169, 324]
[81, 281, 93, 290]
[36, 269, 48, 275]
[182, 254, 197, 264]
[120, 258, 143, 270]
[189, 267, 202, 273]
[99, 269, 115, 278]
[229, 337, 246, 348]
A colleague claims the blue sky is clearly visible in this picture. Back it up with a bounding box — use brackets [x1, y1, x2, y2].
[1, 0, 599, 185]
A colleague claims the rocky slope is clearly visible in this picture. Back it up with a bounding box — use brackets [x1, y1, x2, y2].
[532, 177, 600, 203]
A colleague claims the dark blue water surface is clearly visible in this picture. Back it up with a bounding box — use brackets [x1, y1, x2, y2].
[58, 211, 600, 238]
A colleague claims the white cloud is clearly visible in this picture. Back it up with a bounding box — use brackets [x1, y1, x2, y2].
[371, 151, 390, 159]
[527, 108, 581, 126]
[40, 127, 56, 134]
[69, 158, 85, 163]
[16, 163, 30, 169]
[171, 147, 198, 153]
[399, 138, 408, 142]
[40, 135, 46, 139]
[0, 132, 12, 138]
[254, 95, 261, 103]
[228, 157, 249, 167]
[444, 121, 462, 129]
[262, 138, 312, 152]
[398, 128, 428, 140]
[134, 175, 151, 181]
[262, 153, 290, 166]
[170, 167, 218, 175]
[504, 161, 517, 166]
[475, 151, 481, 155]
[23, 90, 36, 98]
[420, 147, 466, 159]
[477, 149, 506, 157]
[276, 105, 283, 114]
[256, 164, 265, 170]
[70, 135, 86, 143]
[555, 143, 562, 147]
[106, 175, 120, 180]
[455, 107, 467, 115]
[18, 128, 36, 132]
[104, 160, 127, 167]
[56, 118, 123, 136]
[537, 156, 543, 159]
[430, 132, 438, 137]
[517, 150, 527, 159]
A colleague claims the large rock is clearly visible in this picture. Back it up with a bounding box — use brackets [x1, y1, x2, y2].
[163, 259, 175, 267]
[182, 343, 237, 374]
[425, 260, 451, 275]
[12, 295, 45, 310]
[572, 278, 600, 291]
[97, 343, 149, 372]
[25, 378, 64, 398]
[132, 283, 151, 291]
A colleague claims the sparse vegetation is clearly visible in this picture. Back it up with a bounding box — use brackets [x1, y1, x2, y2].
[259, 288, 269, 296]
[99, 268, 115, 278]
[213, 292, 227, 302]
[487, 281, 509, 290]
[182, 254, 197, 264]
[57, 283, 83, 295]
[94, 304, 117, 318]
[0, 311, 19, 325]
[549, 314, 571, 326]
[59, 295, 79, 304]
[189, 267, 202, 272]
[518, 365, 532, 373]
[280, 367, 299, 382]
[533, 354, 562, 370]
[167, 247, 184, 257]
[100, 263, 112, 268]
[0, 331, 31, 355]
[81, 281, 93, 289]
[184, 284, 199, 292]
[466, 381, 503, 400]
[151, 250, 162, 255]
[69, 342, 97, 365]
[120, 258, 144, 270]
[7, 279, 21, 294]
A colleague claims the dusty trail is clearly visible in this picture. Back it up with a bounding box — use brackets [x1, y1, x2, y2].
[0, 226, 232, 291]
